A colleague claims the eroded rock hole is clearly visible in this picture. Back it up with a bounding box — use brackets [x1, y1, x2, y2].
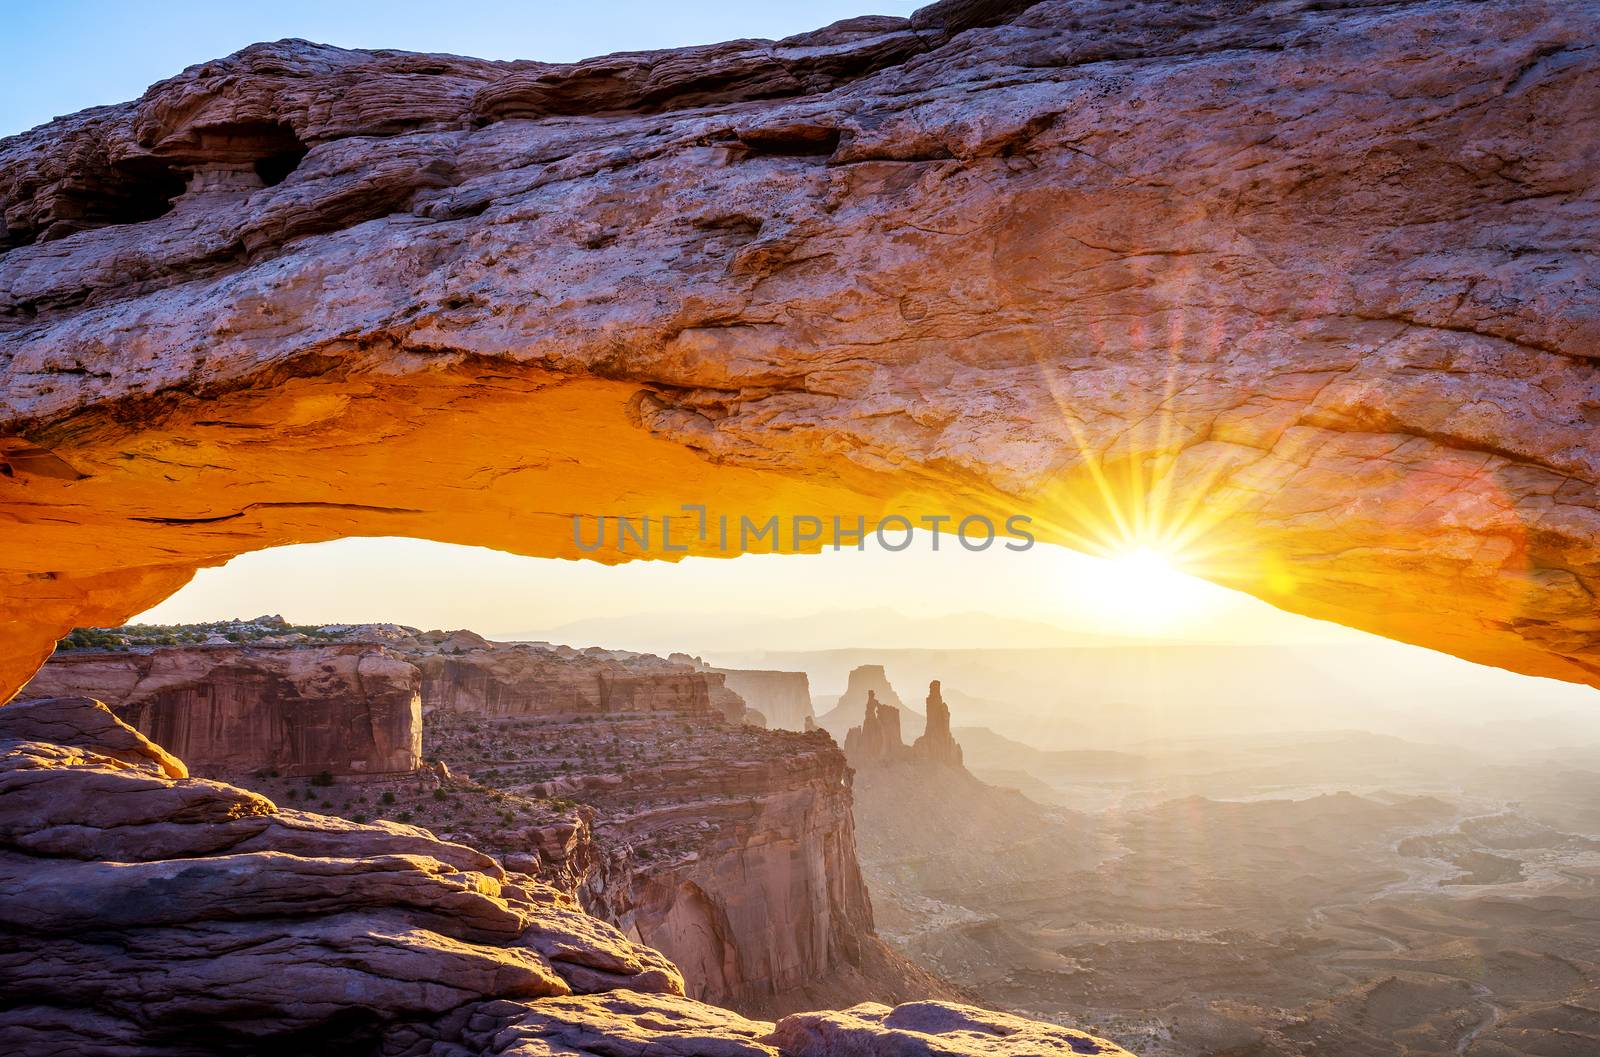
[252, 136, 310, 187]
[9, 154, 188, 247]
[178, 121, 309, 189]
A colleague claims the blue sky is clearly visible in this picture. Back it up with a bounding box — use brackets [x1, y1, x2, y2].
[4, 0, 918, 137]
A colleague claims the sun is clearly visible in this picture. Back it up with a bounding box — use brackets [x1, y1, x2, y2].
[1113, 544, 1178, 591]
[1044, 539, 1238, 636]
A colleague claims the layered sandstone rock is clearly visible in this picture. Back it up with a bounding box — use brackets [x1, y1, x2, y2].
[772, 1001, 1132, 1057]
[0, 695, 1115, 1056]
[17, 643, 422, 776]
[61, 623, 935, 1016]
[1, 0, 1598, 700]
[0, 696, 682, 1053]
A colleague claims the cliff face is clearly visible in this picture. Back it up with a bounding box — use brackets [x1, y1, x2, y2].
[420, 693, 953, 1017]
[17, 644, 421, 777]
[576, 731, 876, 1012]
[0, 695, 1130, 1056]
[2, 0, 1598, 702]
[711, 668, 816, 731]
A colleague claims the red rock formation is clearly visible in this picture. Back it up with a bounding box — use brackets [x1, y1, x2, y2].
[819, 667, 922, 741]
[576, 731, 878, 1014]
[843, 690, 917, 769]
[0, 696, 1125, 1056]
[912, 681, 963, 769]
[30, 624, 931, 1017]
[772, 1000, 1133, 1057]
[16, 644, 421, 777]
[0, 696, 681, 1053]
[3, 0, 1598, 706]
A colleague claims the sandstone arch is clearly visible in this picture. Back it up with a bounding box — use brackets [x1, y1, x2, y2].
[2, 0, 1598, 701]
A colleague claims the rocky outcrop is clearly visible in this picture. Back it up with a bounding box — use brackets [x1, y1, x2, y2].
[843, 681, 965, 771]
[0, 696, 682, 1053]
[843, 690, 911, 769]
[14, 625, 890, 1013]
[0, 695, 1121, 1056]
[2, 0, 1599, 701]
[820, 667, 921, 741]
[710, 668, 816, 731]
[419, 703, 955, 1018]
[17, 644, 421, 776]
[912, 681, 963, 769]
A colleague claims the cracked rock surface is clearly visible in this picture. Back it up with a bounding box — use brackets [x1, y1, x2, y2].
[1, 0, 1598, 697]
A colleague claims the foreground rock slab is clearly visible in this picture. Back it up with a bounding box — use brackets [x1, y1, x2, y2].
[1, 0, 1598, 699]
[772, 1002, 1134, 1057]
[0, 697, 680, 1052]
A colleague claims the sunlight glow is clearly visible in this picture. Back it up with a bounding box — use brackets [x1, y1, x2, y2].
[1046, 539, 1239, 635]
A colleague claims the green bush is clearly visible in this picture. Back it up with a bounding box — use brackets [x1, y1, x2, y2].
[310, 771, 335, 787]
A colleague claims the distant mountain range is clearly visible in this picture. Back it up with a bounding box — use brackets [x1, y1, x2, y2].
[498, 608, 1600, 756]
[496, 606, 1146, 655]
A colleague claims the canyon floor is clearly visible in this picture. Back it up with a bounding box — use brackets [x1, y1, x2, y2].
[855, 730, 1600, 1057]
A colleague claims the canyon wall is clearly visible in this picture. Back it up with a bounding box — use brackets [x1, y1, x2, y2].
[571, 732, 881, 1013]
[1, 0, 1598, 702]
[415, 660, 950, 1016]
[399, 631, 747, 722]
[17, 644, 421, 777]
[710, 668, 815, 731]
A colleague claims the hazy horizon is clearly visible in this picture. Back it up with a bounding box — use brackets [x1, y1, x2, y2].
[128, 535, 1600, 753]
[135, 534, 1368, 649]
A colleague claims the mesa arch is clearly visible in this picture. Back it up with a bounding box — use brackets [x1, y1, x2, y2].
[1, 0, 1597, 702]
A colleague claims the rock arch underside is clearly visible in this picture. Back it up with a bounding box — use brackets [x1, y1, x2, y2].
[2, 0, 1598, 704]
